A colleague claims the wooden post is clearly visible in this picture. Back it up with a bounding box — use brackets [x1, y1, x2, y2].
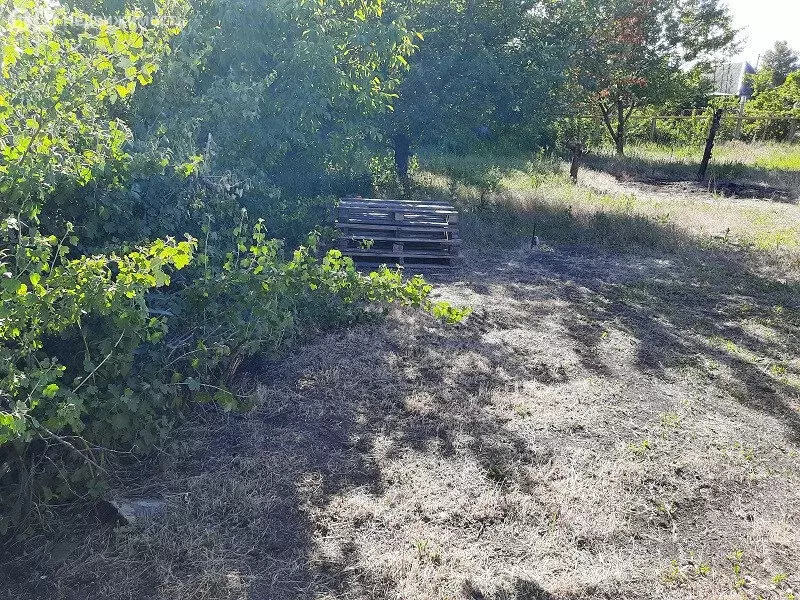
[649, 117, 657, 143]
[787, 119, 798, 144]
[567, 142, 584, 184]
[393, 133, 412, 199]
[698, 109, 724, 181]
[734, 97, 746, 141]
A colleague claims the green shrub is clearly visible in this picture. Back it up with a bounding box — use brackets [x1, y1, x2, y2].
[0, 1, 469, 536]
[0, 214, 467, 534]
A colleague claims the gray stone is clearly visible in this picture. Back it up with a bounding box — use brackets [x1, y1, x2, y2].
[98, 498, 167, 524]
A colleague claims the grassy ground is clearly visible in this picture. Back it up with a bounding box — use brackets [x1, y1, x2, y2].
[585, 143, 800, 206]
[418, 143, 800, 281]
[3, 143, 800, 600]
[614, 142, 800, 173]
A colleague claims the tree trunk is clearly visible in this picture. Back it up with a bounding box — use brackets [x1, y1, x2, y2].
[615, 100, 626, 156]
[393, 133, 411, 198]
[697, 109, 724, 181]
[598, 101, 631, 157]
[568, 143, 583, 184]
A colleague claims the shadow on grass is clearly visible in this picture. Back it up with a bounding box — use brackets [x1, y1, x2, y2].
[449, 191, 800, 429]
[464, 578, 557, 600]
[553, 255, 800, 435]
[3, 306, 563, 599]
[4, 197, 800, 600]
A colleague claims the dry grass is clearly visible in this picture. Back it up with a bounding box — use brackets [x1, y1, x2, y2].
[582, 143, 800, 197]
[618, 142, 800, 178]
[3, 145, 800, 600]
[416, 145, 800, 282]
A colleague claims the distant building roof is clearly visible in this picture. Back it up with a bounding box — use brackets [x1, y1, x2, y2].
[710, 62, 756, 97]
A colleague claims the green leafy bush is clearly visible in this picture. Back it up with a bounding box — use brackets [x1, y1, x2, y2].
[0, 216, 467, 534]
[165, 216, 468, 404]
[0, 219, 195, 441]
[0, 0, 468, 536]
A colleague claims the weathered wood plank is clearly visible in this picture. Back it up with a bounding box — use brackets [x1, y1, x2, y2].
[340, 197, 453, 207]
[336, 223, 459, 234]
[338, 204, 455, 212]
[344, 249, 459, 259]
[338, 216, 458, 226]
[335, 197, 462, 268]
[339, 201, 458, 212]
[342, 235, 462, 244]
[338, 198, 456, 209]
[338, 209, 459, 220]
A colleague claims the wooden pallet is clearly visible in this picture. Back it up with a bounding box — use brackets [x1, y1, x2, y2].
[334, 197, 462, 268]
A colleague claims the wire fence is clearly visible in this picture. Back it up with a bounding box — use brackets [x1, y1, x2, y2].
[632, 114, 798, 146]
[578, 111, 799, 148]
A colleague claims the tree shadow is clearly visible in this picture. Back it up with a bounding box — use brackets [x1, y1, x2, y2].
[4, 193, 800, 600]
[3, 306, 567, 598]
[425, 198, 800, 444]
[464, 578, 558, 600]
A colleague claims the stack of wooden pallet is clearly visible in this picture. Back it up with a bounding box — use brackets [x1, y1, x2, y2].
[334, 197, 462, 268]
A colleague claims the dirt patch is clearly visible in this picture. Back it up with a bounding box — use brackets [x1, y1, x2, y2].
[630, 177, 796, 203]
[3, 245, 800, 599]
[582, 168, 799, 206]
